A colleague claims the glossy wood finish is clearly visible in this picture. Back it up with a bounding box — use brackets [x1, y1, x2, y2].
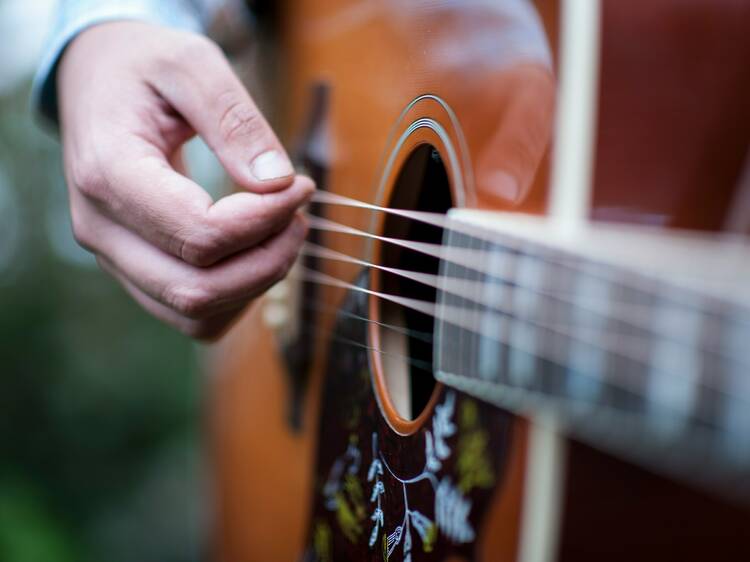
[559, 1, 750, 559]
[209, 1, 750, 560]
[591, 0, 750, 230]
[212, 2, 557, 559]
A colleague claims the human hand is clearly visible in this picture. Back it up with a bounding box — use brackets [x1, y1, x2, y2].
[57, 22, 313, 340]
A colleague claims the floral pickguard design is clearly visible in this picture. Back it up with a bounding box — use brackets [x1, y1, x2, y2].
[366, 391, 475, 561]
[305, 274, 513, 562]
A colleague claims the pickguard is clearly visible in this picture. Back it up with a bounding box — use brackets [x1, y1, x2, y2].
[303, 271, 516, 561]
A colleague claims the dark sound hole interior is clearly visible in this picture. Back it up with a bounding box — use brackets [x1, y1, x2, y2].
[379, 144, 453, 420]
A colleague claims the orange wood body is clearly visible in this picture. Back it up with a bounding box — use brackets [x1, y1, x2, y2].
[209, 1, 750, 560]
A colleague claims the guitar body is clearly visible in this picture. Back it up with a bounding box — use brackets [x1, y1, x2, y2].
[210, 1, 750, 561]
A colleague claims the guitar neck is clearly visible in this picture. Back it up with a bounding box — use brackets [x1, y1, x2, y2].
[434, 209, 750, 501]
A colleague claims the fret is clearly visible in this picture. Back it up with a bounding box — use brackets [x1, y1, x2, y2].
[436, 228, 474, 380]
[536, 247, 576, 399]
[467, 236, 482, 381]
[604, 278, 652, 417]
[457, 230, 475, 388]
[723, 308, 750, 462]
[434, 212, 750, 498]
[692, 299, 725, 441]
[506, 248, 543, 388]
[565, 262, 610, 411]
[478, 241, 512, 382]
[646, 292, 703, 438]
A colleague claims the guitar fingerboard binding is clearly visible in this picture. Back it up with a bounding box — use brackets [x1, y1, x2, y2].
[434, 208, 750, 502]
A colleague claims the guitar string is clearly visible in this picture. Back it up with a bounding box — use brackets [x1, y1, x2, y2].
[288, 299, 437, 371]
[293, 268, 739, 389]
[311, 190, 454, 232]
[327, 332, 434, 373]
[296, 301, 739, 401]
[310, 191, 750, 295]
[291, 269, 748, 405]
[299, 242, 746, 366]
[294, 196, 750, 413]
[302, 298, 433, 343]
[306, 214, 750, 316]
[301, 242, 745, 361]
[288, 297, 744, 429]
[305, 211, 750, 374]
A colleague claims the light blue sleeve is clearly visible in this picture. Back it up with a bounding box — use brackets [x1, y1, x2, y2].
[32, 0, 212, 127]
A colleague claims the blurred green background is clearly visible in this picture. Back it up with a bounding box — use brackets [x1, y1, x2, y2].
[0, 1, 212, 560]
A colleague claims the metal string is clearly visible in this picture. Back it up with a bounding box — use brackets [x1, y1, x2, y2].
[299, 241, 747, 367]
[328, 332, 434, 374]
[308, 214, 500, 271]
[292, 193, 750, 425]
[291, 268, 748, 406]
[309, 192, 750, 299]
[289, 288, 746, 430]
[306, 212, 750, 325]
[301, 298, 433, 344]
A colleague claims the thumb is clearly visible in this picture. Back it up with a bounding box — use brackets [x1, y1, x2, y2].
[153, 35, 294, 193]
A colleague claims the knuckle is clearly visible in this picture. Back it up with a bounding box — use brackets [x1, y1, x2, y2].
[259, 251, 295, 288]
[69, 156, 106, 201]
[184, 318, 232, 342]
[167, 33, 221, 70]
[164, 280, 215, 318]
[253, 193, 277, 224]
[70, 214, 93, 250]
[177, 227, 225, 267]
[218, 96, 262, 145]
[251, 252, 279, 287]
[277, 253, 297, 281]
[150, 32, 223, 87]
[68, 203, 100, 252]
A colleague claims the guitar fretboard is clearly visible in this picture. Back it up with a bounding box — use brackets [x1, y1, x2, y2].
[434, 209, 750, 501]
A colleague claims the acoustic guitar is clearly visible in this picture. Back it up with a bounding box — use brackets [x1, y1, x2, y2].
[209, 1, 750, 560]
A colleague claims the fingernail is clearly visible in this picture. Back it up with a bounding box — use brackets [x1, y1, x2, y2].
[250, 150, 294, 181]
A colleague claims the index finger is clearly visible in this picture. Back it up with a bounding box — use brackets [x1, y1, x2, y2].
[91, 147, 314, 267]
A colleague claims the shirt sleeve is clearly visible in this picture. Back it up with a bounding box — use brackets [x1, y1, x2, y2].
[32, 0, 213, 127]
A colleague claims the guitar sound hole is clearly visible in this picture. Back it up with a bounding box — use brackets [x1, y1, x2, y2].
[377, 144, 453, 421]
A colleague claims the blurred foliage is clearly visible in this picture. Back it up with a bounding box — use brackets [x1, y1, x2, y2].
[0, 81, 205, 561]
